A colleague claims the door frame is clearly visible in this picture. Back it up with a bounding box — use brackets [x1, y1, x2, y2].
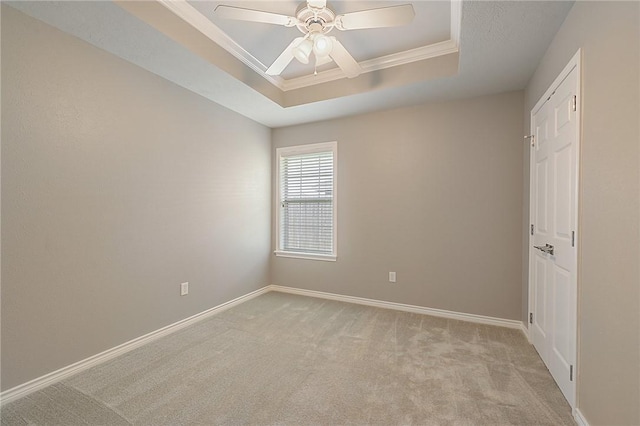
[527, 49, 581, 411]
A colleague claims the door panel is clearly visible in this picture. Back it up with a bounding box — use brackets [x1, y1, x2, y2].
[532, 253, 548, 363]
[535, 109, 550, 238]
[552, 265, 571, 360]
[555, 92, 573, 133]
[535, 160, 548, 235]
[529, 60, 579, 409]
[554, 143, 572, 241]
[551, 263, 573, 399]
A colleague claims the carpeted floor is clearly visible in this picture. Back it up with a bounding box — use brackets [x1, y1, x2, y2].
[1, 292, 574, 425]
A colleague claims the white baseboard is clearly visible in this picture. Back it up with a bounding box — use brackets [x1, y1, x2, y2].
[520, 322, 530, 340]
[269, 285, 525, 331]
[2, 284, 528, 405]
[574, 408, 589, 426]
[0, 286, 270, 405]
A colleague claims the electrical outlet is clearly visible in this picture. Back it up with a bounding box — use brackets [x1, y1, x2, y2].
[180, 282, 189, 296]
[389, 272, 396, 283]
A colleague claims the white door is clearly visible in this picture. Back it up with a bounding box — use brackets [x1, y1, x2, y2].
[529, 53, 580, 408]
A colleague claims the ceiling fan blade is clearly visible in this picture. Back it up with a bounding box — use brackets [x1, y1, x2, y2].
[215, 5, 298, 27]
[315, 55, 333, 67]
[266, 37, 304, 76]
[335, 4, 415, 30]
[328, 37, 361, 78]
[307, 0, 326, 9]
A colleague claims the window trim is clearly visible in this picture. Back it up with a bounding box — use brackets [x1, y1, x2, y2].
[275, 141, 337, 261]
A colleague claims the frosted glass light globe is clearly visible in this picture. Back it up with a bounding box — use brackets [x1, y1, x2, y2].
[293, 39, 313, 64]
[313, 35, 333, 58]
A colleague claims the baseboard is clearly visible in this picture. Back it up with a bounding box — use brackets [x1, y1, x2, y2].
[520, 322, 530, 340]
[574, 408, 589, 426]
[269, 285, 525, 331]
[0, 285, 270, 405]
[1, 284, 528, 405]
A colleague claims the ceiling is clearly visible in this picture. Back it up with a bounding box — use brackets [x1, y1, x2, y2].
[6, 1, 574, 128]
[186, 1, 455, 81]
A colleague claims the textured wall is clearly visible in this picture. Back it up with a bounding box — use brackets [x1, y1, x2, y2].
[1, 6, 271, 391]
[524, 2, 640, 424]
[272, 91, 524, 321]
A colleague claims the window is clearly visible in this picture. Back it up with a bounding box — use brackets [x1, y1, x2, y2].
[275, 142, 337, 261]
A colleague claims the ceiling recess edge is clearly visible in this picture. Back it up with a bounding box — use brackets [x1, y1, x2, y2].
[157, 0, 462, 92]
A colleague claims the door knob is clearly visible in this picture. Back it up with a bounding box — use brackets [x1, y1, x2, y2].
[534, 244, 554, 255]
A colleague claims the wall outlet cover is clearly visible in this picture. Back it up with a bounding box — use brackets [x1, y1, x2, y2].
[180, 282, 189, 296]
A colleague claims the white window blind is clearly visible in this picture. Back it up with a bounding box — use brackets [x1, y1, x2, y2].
[277, 143, 336, 259]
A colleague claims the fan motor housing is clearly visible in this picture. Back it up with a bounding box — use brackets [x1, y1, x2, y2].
[295, 5, 335, 34]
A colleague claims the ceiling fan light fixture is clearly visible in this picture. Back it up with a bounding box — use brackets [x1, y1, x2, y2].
[292, 38, 313, 64]
[215, 1, 415, 78]
[313, 34, 333, 58]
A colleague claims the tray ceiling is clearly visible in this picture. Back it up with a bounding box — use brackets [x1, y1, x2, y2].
[6, 1, 575, 127]
[164, 0, 461, 90]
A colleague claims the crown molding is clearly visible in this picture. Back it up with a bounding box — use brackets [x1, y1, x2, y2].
[450, 0, 462, 46]
[157, 0, 463, 92]
[157, 0, 287, 90]
[281, 39, 458, 91]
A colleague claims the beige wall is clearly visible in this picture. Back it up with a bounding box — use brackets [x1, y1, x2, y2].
[524, 2, 640, 424]
[6, 5, 638, 423]
[272, 91, 524, 321]
[1, 6, 271, 391]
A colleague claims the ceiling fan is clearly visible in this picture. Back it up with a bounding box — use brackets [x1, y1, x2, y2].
[214, 0, 415, 78]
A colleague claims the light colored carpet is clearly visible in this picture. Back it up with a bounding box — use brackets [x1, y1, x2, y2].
[1, 292, 574, 425]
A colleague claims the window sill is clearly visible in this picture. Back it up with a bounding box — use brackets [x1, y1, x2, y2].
[274, 251, 337, 262]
